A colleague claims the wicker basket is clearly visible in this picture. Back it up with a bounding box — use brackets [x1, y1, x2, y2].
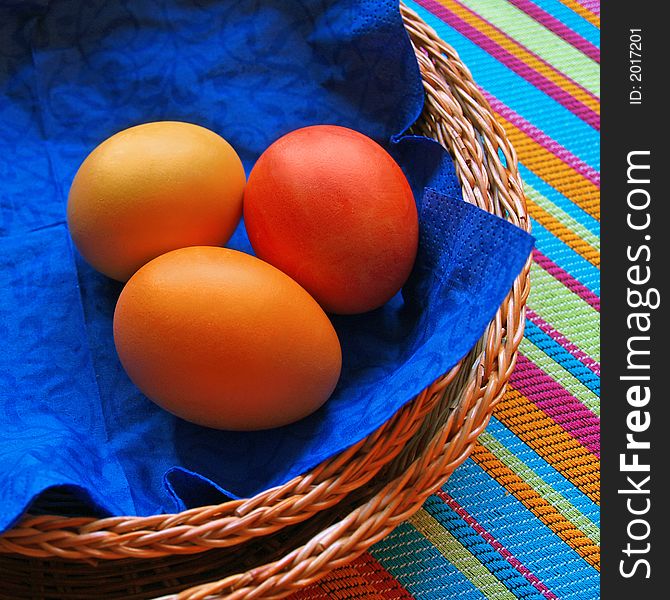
[0, 4, 530, 599]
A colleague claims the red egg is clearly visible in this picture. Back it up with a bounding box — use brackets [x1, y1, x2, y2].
[243, 125, 418, 314]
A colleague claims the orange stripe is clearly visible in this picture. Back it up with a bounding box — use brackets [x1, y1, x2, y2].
[494, 386, 600, 504]
[525, 195, 600, 267]
[559, 0, 601, 29]
[471, 443, 600, 570]
[438, 0, 600, 114]
[496, 112, 601, 220]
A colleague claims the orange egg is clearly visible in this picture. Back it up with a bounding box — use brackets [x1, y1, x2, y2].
[243, 125, 418, 314]
[113, 246, 342, 430]
[67, 121, 246, 281]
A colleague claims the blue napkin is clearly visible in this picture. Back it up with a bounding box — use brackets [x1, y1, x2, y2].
[0, 0, 533, 531]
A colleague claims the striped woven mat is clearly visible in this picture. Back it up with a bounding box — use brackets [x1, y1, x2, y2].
[291, 0, 600, 598]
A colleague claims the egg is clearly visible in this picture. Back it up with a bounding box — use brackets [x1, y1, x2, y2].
[67, 121, 246, 281]
[113, 246, 342, 430]
[243, 125, 419, 314]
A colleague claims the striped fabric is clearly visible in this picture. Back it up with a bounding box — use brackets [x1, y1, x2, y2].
[292, 0, 599, 598]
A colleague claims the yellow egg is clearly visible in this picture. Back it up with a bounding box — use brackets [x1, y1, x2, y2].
[113, 246, 343, 430]
[67, 121, 246, 281]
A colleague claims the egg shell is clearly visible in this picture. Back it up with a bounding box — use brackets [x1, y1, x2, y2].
[67, 121, 246, 281]
[113, 246, 342, 430]
[243, 125, 419, 314]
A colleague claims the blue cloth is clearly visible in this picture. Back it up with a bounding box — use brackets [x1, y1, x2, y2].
[0, 0, 533, 531]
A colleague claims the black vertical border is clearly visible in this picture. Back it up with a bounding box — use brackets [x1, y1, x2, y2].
[601, 3, 668, 598]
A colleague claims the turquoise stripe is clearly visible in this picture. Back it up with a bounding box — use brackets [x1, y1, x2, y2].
[487, 417, 600, 526]
[422, 495, 547, 598]
[531, 218, 600, 295]
[370, 520, 484, 599]
[534, 0, 600, 47]
[404, 0, 600, 168]
[445, 459, 599, 597]
[519, 164, 600, 238]
[525, 318, 600, 394]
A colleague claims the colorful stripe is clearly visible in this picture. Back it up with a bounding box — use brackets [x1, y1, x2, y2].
[469, 444, 600, 569]
[559, 0, 600, 25]
[524, 181, 600, 253]
[370, 521, 483, 598]
[495, 110, 600, 218]
[519, 164, 600, 238]
[446, 459, 599, 596]
[422, 498, 553, 599]
[370, 522, 488, 600]
[457, 0, 600, 93]
[422, 0, 600, 128]
[477, 431, 600, 543]
[511, 353, 600, 453]
[492, 385, 600, 502]
[528, 261, 600, 358]
[520, 332, 600, 407]
[448, 0, 601, 116]
[507, 0, 600, 62]
[531, 220, 600, 296]
[526, 309, 600, 377]
[409, 0, 600, 166]
[486, 94, 600, 188]
[434, 489, 558, 599]
[518, 0, 600, 48]
[527, 197, 599, 267]
[520, 325, 600, 401]
[486, 417, 600, 525]
[350, 553, 416, 599]
[410, 509, 519, 598]
[299, 2, 600, 598]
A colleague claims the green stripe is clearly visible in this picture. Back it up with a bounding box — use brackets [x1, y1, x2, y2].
[410, 509, 518, 599]
[528, 262, 600, 360]
[525, 181, 601, 251]
[458, 0, 600, 95]
[479, 431, 601, 544]
[519, 338, 600, 416]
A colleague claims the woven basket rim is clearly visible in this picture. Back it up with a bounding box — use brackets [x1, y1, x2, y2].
[1, 5, 531, 598]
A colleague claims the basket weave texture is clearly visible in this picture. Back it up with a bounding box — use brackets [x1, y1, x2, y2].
[0, 4, 531, 599]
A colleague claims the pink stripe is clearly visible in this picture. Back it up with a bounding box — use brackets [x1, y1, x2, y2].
[512, 354, 600, 456]
[508, 0, 600, 63]
[484, 92, 600, 187]
[414, 0, 600, 130]
[527, 308, 600, 376]
[564, 0, 600, 18]
[533, 249, 600, 311]
[436, 489, 559, 600]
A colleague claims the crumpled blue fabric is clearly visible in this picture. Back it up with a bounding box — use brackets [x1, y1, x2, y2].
[0, 0, 534, 531]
